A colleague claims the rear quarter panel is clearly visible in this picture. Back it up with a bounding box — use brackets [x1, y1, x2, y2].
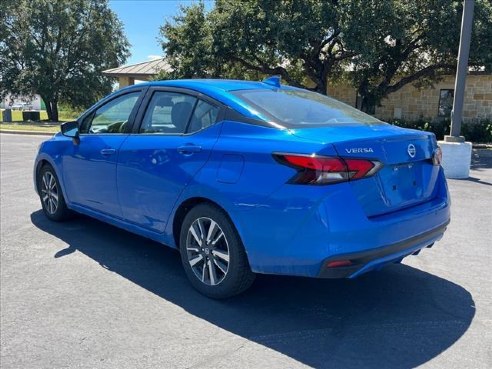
[165, 120, 335, 247]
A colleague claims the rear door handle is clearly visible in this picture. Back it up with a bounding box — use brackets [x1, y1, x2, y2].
[100, 148, 116, 156]
[177, 145, 202, 155]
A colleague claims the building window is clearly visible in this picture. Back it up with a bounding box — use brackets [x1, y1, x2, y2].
[438, 89, 454, 117]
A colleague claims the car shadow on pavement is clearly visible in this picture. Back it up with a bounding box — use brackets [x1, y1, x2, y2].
[31, 210, 475, 369]
[465, 177, 492, 186]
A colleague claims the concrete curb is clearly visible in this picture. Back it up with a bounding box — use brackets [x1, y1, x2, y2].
[0, 130, 56, 136]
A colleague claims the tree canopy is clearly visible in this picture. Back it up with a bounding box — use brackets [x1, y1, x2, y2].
[0, 0, 130, 121]
[160, 0, 492, 113]
[341, 0, 492, 112]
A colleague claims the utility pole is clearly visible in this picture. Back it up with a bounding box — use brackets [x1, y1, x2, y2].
[446, 0, 475, 142]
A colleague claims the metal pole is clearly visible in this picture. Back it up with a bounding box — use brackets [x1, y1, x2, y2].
[446, 0, 475, 142]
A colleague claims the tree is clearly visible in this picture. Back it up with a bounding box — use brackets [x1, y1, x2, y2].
[0, 0, 130, 121]
[340, 0, 492, 112]
[160, 0, 492, 113]
[161, 0, 353, 94]
[158, 2, 215, 80]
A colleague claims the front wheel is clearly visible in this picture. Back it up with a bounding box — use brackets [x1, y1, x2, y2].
[179, 204, 255, 299]
[37, 164, 72, 221]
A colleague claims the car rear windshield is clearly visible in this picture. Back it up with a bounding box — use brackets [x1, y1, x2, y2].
[232, 88, 382, 127]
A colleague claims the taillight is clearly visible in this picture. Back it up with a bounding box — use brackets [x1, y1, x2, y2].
[274, 153, 382, 185]
[432, 146, 442, 166]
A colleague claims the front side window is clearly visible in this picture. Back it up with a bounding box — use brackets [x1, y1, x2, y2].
[140, 91, 196, 134]
[232, 88, 382, 128]
[81, 92, 140, 134]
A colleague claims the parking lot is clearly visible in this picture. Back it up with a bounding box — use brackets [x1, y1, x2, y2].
[1, 133, 491, 369]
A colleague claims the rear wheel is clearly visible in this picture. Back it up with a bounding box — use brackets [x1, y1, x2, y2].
[37, 164, 72, 221]
[179, 203, 255, 299]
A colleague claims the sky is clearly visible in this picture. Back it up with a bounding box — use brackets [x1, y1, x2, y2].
[108, 0, 214, 66]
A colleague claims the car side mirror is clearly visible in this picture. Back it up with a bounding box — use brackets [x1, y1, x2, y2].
[61, 121, 80, 144]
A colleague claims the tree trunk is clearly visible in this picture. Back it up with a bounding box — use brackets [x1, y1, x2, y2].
[52, 98, 59, 122]
[42, 97, 51, 121]
[42, 97, 59, 122]
[357, 82, 377, 114]
[360, 95, 376, 114]
[316, 80, 328, 95]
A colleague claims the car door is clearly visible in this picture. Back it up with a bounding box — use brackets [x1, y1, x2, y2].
[117, 88, 223, 232]
[62, 89, 144, 217]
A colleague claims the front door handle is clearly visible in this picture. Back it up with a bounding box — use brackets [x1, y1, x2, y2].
[177, 145, 202, 155]
[100, 148, 116, 156]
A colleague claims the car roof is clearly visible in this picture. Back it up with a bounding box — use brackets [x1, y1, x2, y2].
[121, 79, 297, 121]
[148, 79, 280, 92]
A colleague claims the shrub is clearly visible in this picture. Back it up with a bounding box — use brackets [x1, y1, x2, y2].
[461, 120, 492, 143]
[58, 103, 82, 121]
[389, 118, 492, 143]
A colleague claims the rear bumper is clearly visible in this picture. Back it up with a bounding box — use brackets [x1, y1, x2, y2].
[233, 168, 450, 278]
[318, 220, 449, 278]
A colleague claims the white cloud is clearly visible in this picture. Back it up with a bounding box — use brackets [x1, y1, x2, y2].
[147, 55, 162, 61]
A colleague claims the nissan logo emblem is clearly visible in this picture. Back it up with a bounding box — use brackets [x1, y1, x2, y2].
[407, 144, 416, 158]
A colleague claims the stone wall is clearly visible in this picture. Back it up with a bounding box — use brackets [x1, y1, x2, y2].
[327, 74, 492, 122]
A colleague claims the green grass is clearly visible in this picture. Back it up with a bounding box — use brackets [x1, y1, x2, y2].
[0, 108, 80, 133]
[0, 122, 60, 133]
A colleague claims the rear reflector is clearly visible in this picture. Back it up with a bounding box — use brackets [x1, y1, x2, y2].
[432, 146, 442, 166]
[326, 260, 353, 268]
[274, 153, 382, 184]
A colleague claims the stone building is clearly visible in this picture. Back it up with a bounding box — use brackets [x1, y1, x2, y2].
[327, 73, 492, 122]
[103, 58, 491, 123]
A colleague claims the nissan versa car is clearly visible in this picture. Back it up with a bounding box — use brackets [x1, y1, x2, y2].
[34, 77, 450, 298]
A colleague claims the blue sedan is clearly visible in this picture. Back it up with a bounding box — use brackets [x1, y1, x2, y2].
[34, 77, 450, 298]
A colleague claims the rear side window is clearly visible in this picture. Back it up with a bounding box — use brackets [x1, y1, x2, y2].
[188, 100, 220, 133]
[140, 91, 196, 134]
[232, 89, 381, 127]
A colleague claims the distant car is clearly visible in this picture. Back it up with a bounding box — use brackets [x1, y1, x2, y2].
[33, 78, 450, 298]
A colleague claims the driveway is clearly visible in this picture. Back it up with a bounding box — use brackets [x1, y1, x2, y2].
[1, 133, 491, 369]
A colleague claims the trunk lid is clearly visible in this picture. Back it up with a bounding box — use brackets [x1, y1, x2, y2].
[291, 123, 440, 217]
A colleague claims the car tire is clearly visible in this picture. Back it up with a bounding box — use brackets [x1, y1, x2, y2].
[37, 164, 72, 222]
[179, 203, 255, 299]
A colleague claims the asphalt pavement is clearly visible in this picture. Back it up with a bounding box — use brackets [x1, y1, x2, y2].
[1, 133, 491, 369]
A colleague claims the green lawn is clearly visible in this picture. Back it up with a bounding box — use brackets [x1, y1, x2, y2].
[0, 108, 80, 133]
[0, 122, 60, 133]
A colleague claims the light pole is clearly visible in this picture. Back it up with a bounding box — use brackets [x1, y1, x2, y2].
[439, 0, 475, 179]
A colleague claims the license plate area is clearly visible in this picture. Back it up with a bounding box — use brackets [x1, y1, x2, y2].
[381, 162, 424, 206]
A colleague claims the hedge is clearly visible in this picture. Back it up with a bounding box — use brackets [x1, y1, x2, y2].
[389, 119, 492, 143]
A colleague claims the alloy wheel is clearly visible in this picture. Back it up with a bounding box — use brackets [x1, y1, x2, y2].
[41, 171, 59, 215]
[186, 217, 230, 286]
